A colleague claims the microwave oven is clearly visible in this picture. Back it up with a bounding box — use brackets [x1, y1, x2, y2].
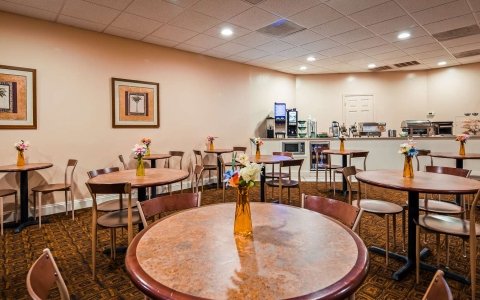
[282, 142, 305, 155]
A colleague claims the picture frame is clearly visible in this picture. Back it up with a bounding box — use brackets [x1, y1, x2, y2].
[111, 77, 159, 128]
[0, 65, 37, 129]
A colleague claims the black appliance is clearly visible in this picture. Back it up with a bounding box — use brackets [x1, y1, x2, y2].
[310, 142, 330, 171]
[287, 109, 298, 138]
[432, 121, 453, 135]
[282, 141, 305, 155]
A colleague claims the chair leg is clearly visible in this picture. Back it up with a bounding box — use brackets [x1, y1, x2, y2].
[445, 235, 450, 268]
[279, 187, 282, 204]
[416, 225, 420, 284]
[112, 228, 117, 261]
[14, 193, 18, 223]
[91, 217, 97, 278]
[385, 215, 390, 266]
[436, 233, 441, 266]
[33, 192, 37, 219]
[333, 172, 336, 196]
[402, 210, 406, 252]
[392, 214, 397, 249]
[470, 235, 477, 300]
[70, 189, 75, 220]
[287, 188, 291, 205]
[64, 190, 68, 215]
[38, 193, 42, 228]
[1, 197, 3, 236]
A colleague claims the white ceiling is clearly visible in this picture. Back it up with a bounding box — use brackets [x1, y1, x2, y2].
[1, 0, 480, 74]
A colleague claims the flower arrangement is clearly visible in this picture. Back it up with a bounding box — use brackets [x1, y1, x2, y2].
[224, 154, 261, 188]
[207, 136, 217, 142]
[456, 134, 469, 143]
[141, 137, 151, 156]
[132, 144, 147, 176]
[14, 140, 30, 152]
[399, 140, 417, 178]
[253, 137, 263, 146]
[462, 119, 480, 135]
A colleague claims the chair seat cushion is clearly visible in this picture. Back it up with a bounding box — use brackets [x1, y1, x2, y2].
[418, 215, 480, 237]
[352, 199, 403, 214]
[97, 198, 136, 212]
[97, 209, 142, 228]
[406, 199, 463, 214]
[264, 172, 290, 179]
[335, 167, 363, 173]
[0, 189, 16, 197]
[32, 183, 70, 193]
[265, 179, 299, 188]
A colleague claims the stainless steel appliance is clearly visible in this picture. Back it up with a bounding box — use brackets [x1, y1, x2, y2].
[388, 129, 397, 137]
[287, 109, 298, 138]
[431, 121, 453, 135]
[282, 141, 305, 155]
[308, 117, 317, 138]
[310, 141, 330, 171]
[400, 120, 434, 137]
[358, 122, 385, 137]
[330, 121, 340, 137]
[266, 117, 274, 138]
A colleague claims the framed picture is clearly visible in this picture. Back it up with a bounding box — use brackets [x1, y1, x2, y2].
[0, 65, 36, 129]
[112, 77, 159, 128]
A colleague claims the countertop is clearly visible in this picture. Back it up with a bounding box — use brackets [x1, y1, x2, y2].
[262, 135, 480, 141]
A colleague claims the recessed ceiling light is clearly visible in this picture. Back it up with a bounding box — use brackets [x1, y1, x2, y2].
[300, 66, 307, 70]
[221, 28, 233, 37]
[437, 61, 447, 66]
[306, 56, 316, 62]
[397, 32, 411, 40]
[368, 63, 376, 69]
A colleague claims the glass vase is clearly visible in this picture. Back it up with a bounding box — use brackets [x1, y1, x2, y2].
[209, 141, 214, 151]
[255, 144, 261, 157]
[340, 140, 345, 152]
[145, 146, 151, 156]
[459, 142, 465, 155]
[403, 156, 414, 178]
[234, 186, 253, 237]
[136, 158, 145, 176]
[17, 150, 25, 167]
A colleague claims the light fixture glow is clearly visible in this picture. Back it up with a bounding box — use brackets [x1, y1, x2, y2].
[306, 56, 316, 62]
[300, 66, 307, 70]
[221, 28, 233, 37]
[437, 61, 447, 66]
[368, 63, 376, 69]
[397, 31, 411, 40]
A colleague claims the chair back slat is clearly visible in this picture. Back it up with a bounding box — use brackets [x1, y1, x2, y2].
[280, 158, 302, 168]
[87, 167, 120, 179]
[425, 166, 471, 178]
[272, 151, 294, 158]
[350, 151, 369, 158]
[422, 270, 453, 300]
[27, 248, 70, 300]
[302, 194, 361, 231]
[64, 159, 78, 185]
[86, 182, 131, 195]
[233, 146, 247, 152]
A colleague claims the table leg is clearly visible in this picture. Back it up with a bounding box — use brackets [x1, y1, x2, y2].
[455, 159, 463, 205]
[341, 155, 348, 195]
[150, 159, 157, 198]
[260, 165, 265, 202]
[138, 187, 147, 231]
[217, 154, 222, 188]
[14, 171, 40, 233]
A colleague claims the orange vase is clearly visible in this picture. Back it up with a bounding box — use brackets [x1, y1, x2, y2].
[403, 156, 414, 178]
[459, 142, 465, 156]
[234, 186, 253, 237]
[209, 141, 214, 151]
[136, 158, 145, 176]
[255, 144, 261, 158]
[340, 140, 345, 152]
[17, 151, 25, 166]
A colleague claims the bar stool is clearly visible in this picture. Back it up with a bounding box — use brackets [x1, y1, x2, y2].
[314, 147, 341, 191]
[167, 151, 184, 192]
[193, 150, 217, 191]
[332, 151, 369, 196]
[0, 189, 17, 235]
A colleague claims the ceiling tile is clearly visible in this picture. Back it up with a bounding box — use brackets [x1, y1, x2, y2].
[203, 23, 250, 40]
[277, 47, 314, 58]
[381, 26, 428, 42]
[210, 42, 250, 55]
[4, 0, 64, 12]
[256, 40, 296, 53]
[288, 4, 342, 28]
[202, 49, 230, 58]
[227, 55, 251, 63]
[395, 0, 457, 13]
[111, 13, 162, 34]
[333, 52, 370, 62]
[164, 0, 200, 8]
[302, 38, 340, 51]
[412, 0, 471, 25]
[175, 43, 207, 53]
[232, 31, 275, 47]
[151, 24, 197, 43]
[62, 0, 120, 24]
[471, 0, 480, 11]
[348, 36, 387, 50]
[325, 0, 389, 15]
[249, 55, 288, 64]
[104, 26, 147, 40]
[142, 36, 179, 47]
[58, 14, 106, 31]
[280, 30, 323, 46]
[349, 1, 405, 26]
[229, 7, 279, 31]
[441, 34, 480, 47]
[191, 0, 251, 20]
[271, 59, 301, 68]
[309, 57, 340, 67]
[447, 41, 480, 53]
[402, 43, 444, 54]
[418, 56, 456, 65]
[126, 0, 184, 23]
[0, 1, 58, 21]
[236, 48, 270, 59]
[318, 45, 355, 57]
[84, 0, 131, 10]
[311, 17, 361, 37]
[361, 44, 399, 55]
[258, 0, 321, 17]
[169, 10, 221, 32]
[457, 56, 480, 64]
[411, 49, 451, 59]
[424, 14, 477, 34]
[367, 15, 417, 35]
[382, 55, 417, 64]
[373, 50, 408, 59]
[330, 28, 375, 44]
[184, 33, 226, 49]
[394, 35, 437, 48]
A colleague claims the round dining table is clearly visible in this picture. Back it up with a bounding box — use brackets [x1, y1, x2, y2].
[249, 155, 292, 202]
[429, 152, 480, 169]
[142, 153, 172, 198]
[126, 202, 369, 299]
[322, 149, 368, 195]
[204, 148, 233, 187]
[0, 163, 53, 233]
[356, 170, 480, 282]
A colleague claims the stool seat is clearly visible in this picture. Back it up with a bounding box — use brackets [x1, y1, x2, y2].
[265, 179, 299, 188]
[418, 214, 480, 237]
[97, 209, 142, 228]
[32, 183, 71, 193]
[352, 199, 403, 215]
[97, 198, 136, 212]
[406, 199, 463, 214]
[0, 189, 16, 197]
[317, 163, 342, 170]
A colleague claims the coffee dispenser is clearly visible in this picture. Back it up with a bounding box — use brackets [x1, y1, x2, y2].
[330, 121, 340, 137]
[266, 117, 274, 138]
[287, 109, 298, 138]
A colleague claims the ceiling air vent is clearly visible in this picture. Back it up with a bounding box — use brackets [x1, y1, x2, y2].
[453, 49, 480, 58]
[370, 65, 393, 71]
[257, 19, 306, 38]
[394, 61, 420, 68]
[242, 0, 265, 4]
[432, 25, 480, 42]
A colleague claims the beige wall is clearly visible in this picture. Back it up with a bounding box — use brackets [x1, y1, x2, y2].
[0, 12, 295, 205]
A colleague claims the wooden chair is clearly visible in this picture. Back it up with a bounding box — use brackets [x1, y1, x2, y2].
[343, 166, 404, 266]
[224, 146, 247, 169]
[87, 167, 134, 212]
[167, 151, 184, 192]
[266, 152, 294, 200]
[301, 194, 363, 232]
[193, 150, 217, 191]
[266, 159, 303, 204]
[333, 151, 369, 195]
[118, 154, 128, 170]
[0, 189, 17, 236]
[416, 190, 480, 300]
[137, 165, 203, 228]
[422, 270, 453, 300]
[416, 149, 432, 171]
[26, 248, 70, 300]
[314, 147, 342, 191]
[32, 159, 78, 226]
[86, 182, 141, 278]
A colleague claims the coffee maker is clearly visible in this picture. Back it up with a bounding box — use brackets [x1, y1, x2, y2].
[287, 109, 298, 138]
[330, 121, 340, 137]
[266, 116, 274, 138]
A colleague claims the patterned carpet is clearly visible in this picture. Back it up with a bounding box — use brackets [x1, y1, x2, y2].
[1, 182, 478, 299]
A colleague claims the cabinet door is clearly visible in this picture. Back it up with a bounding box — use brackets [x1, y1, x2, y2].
[343, 95, 374, 125]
